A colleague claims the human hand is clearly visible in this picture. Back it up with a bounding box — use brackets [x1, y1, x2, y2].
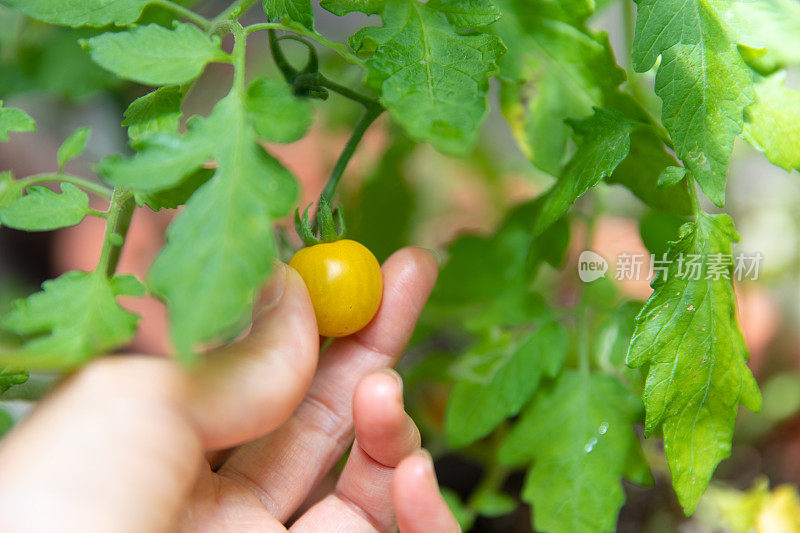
[0, 248, 458, 532]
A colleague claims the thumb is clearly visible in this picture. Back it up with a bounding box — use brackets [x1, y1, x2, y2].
[187, 262, 320, 450]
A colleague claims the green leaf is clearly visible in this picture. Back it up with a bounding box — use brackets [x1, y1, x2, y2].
[627, 212, 761, 513]
[426, 0, 502, 28]
[433, 206, 532, 305]
[263, 0, 314, 29]
[0, 172, 23, 207]
[0, 172, 24, 231]
[594, 302, 641, 374]
[0, 29, 120, 100]
[472, 490, 517, 518]
[57, 127, 91, 170]
[494, 0, 627, 174]
[0, 183, 90, 231]
[123, 86, 183, 143]
[445, 321, 568, 448]
[0, 271, 142, 369]
[0, 409, 13, 437]
[350, 0, 504, 154]
[245, 78, 313, 144]
[732, 0, 800, 70]
[499, 371, 645, 533]
[430, 198, 567, 325]
[110, 274, 146, 297]
[0, 367, 28, 395]
[320, 0, 385, 15]
[1, 0, 151, 27]
[639, 210, 687, 257]
[0, 101, 35, 142]
[441, 488, 476, 531]
[632, 0, 756, 206]
[147, 93, 298, 358]
[606, 130, 693, 216]
[99, 121, 216, 192]
[135, 168, 214, 211]
[83, 23, 226, 85]
[743, 72, 800, 172]
[534, 108, 634, 234]
[657, 166, 687, 188]
[526, 213, 570, 272]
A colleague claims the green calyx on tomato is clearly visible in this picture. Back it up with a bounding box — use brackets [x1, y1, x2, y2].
[294, 198, 346, 246]
[292, 198, 383, 338]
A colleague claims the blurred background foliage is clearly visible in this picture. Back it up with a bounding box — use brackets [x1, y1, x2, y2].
[1, 0, 800, 531]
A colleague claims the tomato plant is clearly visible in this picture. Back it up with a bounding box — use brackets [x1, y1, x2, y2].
[0, 0, 799, 530]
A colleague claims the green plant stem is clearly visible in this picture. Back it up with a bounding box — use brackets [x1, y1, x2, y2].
[151, 0, 212, 29]
[95, 189, 135, 278]
[245, 22, 284, 35]
[22, 173, 113, 199]
[318, 75, 381, 111]
[249, 22, 364, 66]
[215, 0, 260, 24]
[230, 22, 247, 93]
[268, 28, 298, 83]
[685, 173, 702, 216]
[320, 106, 383, 204]
[468, 459, 510, 507]
[1, 375, 56, 402]
[622, 1, 648, 104]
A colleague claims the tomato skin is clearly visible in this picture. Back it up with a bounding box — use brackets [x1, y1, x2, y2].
[289, 239, 383, 337]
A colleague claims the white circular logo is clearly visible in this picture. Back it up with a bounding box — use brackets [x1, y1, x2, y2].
[578, 251, 608, 282]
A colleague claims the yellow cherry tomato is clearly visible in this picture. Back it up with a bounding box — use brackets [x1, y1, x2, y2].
[289, 239, 383, 337]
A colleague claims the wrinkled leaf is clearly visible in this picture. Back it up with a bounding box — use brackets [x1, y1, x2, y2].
[350, 0, 504, 154]
[0, 101, 35, 142]
[57, 127, 91, 169]
[263, 0, 314, 29]
[0, 183, 90, 231]
[245, 78, 313, 143]
[426, 0, 502, 28]
[445, 321, 568, 447]
[743, 72, 800, 172]
[500, 371, 645, 533]
[123, 86, 183, 143]
[0, 271, 143, 369]
[146, 94, 298, 358]
[534, 108, 634, 234]
[2, 0, 152, 27]
[633, 0, 756, 206]
[84, 24, 226, 85]
[627, 213, 761, 513]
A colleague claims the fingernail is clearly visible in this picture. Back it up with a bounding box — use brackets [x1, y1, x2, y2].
[424, 248, 443, 267]
[376, 368, 404, 398]
[256, 262, 287, 316]
[412, 448, 435, 476]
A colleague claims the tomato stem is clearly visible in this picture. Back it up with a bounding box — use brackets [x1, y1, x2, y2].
[230, 22, 247, 93]
[214, 0, 259, 25]
[317, 75, 381, 111]
[95, 188, 135, 278]
[320, 105, 383, 206]
[256, 23, 363, 66]
[22, 173, 113, 199]
[151, 0, 212, 30]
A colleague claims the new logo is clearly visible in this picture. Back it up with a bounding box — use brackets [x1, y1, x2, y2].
[578, 251, 608, 282]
